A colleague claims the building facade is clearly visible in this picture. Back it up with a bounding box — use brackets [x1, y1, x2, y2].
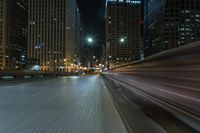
[28, 0, 81, 72]
[0, 0, 28, 70]
[105, 0, 141, 68]
[144, 0, 200, 57]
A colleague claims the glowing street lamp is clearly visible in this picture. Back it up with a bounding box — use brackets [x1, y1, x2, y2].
[120, 37, 127, 43]
[120, 38, 125, 43]
[87, 37, 93, 43]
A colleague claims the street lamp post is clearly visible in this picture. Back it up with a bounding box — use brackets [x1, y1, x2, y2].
[86, 37, 94, 71]
[119, 36, 128, 64]
[85, 36, 106, 72]
[106, 41, 110, 73]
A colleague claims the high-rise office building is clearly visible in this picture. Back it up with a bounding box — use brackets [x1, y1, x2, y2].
[105, 0, 141, 68]
[28, 0, 81, 72]
[144, 0, 200, 57]
[0, 0, 28, 70]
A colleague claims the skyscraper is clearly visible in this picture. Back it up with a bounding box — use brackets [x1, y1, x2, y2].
[0, 0, 28, 70]
[105, 0, 141, 68]
[28, 0, 80, 72]
[144, 0, 200, 57]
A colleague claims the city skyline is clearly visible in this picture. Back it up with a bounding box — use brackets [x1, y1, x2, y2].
[0, 0, 200, 71]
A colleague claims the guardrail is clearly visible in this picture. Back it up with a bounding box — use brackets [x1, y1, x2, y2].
[106, 41, 200, 131]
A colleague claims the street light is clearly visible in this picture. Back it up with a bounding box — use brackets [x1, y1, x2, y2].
[119, 37, 127, 43]
[85, 37, 95, 71]
[87, 37, 93, 43]
[120, 38, 125, 43]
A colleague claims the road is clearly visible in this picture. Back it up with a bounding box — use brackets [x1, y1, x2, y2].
[0, 76, 127, 133]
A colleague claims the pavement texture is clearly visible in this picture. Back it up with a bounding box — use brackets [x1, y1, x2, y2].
[0, 76, 127, 133]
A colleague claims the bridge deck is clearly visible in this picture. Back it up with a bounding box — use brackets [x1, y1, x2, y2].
[0, 76, 127, 133]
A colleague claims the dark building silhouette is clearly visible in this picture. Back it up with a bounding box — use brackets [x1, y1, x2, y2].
[0, 0, 28, 70]
[105, 0, 141, 68]
[144, 0, 200, 57]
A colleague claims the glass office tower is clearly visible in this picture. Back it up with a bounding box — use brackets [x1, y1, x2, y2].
[144, 0, 200, 57]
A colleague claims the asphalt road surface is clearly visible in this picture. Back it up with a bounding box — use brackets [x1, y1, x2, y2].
[0, 76, 127, 133]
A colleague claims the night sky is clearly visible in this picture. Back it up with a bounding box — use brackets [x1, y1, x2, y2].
[76, 0, 105, 41]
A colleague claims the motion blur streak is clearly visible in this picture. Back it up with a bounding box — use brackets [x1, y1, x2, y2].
[107, 41, 200, 131]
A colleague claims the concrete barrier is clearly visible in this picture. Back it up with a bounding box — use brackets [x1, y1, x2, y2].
[107, 41, 200, 131]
